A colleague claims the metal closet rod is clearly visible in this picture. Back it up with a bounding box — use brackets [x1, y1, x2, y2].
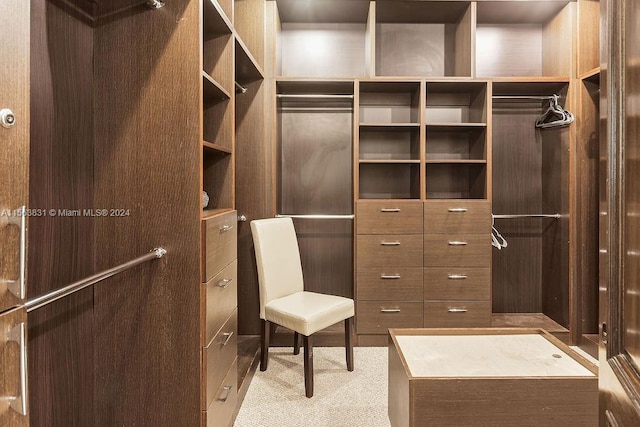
[492, 95, 559, 101]
[276, 214, 355, 220]
[492, 214, 562, 219]
[278, 107, 353, 111]
[25, 247, 167, 312]
[277, 94, 354, 99]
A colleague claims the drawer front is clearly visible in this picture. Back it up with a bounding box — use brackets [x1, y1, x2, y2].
[205, 359, 238, 427]
[423, 267, 490, 301]
[203, 211, 237, 282]
[424, 200, 491, 234]
[357, 235, 423, 267]
[423, 301, 491, 327]
[424, 234, 490, 267]
[357, 201, 423, 234]
[357, 267, 423, 301]
[356, 301, 424, 334]
[205, 260, 238, 345]
[204, 310, 237, 409]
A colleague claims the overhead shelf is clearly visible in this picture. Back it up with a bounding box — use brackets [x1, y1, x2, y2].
[235, 37, 264, 85]
[202, 71, 231, 107]
[203, 0, 233, 40]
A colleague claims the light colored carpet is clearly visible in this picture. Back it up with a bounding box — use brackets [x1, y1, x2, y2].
[234, 347, 390, 427]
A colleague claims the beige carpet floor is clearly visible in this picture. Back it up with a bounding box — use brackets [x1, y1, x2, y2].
[234, 347, 390, 427]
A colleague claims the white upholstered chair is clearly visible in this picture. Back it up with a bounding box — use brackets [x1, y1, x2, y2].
[250, 217, 355, 398]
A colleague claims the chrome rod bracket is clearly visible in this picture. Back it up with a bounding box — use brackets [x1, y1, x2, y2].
[153, 247, 167, 258]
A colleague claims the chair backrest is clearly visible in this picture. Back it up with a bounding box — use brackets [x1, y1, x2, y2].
[250, 217, 304, 319]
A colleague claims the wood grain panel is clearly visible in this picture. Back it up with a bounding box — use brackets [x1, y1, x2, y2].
[423, 200, 491, 234]
[577, 79, 600, 335]
[423, 301, 491, 327]
[357, 267, 423, 301]
[356, 301, 423, 334]
[205, 260, 238, 346]
[27, 2, 95, 425]
[492, 104, 543, 313]
[357, 234, 423, 268]
[410, 377, 596, 426]
[92, 1, 201, 425]
[203, 34, 234, 95]
[541, 126, 571, 328]
[577, 0, 601, 76]
[0, 0, 29, 313]
[203, 211, 238, 282]
[424, 267, 490, 301]
[234, 0, 265, 69]
[542, 3, 574, 77]
[476, 24, 543, 77]
[424, 234, 490, 267]
[356, 200, 423, 234]
[235, 79, 267, 336]
[388, 337, 410, 427]
[0, 307, 28, 426]
[203, 311, 237, 409]
[279, 23, 367, 77]
[454, 2, 474, 77]
[204, 359, 238, 427]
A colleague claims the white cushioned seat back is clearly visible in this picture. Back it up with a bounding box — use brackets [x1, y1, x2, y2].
[251, 217, 305, 319]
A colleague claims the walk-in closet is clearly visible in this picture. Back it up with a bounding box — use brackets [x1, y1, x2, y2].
[2, 0, 620, 426]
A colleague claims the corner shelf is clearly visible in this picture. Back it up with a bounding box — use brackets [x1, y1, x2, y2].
[203, 72, 231, 106]
[203, 140, 233, 155]
[235, 36, 264, 86]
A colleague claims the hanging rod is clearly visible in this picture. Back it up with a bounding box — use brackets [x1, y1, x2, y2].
[492, 214, 562, 219]
[277, 94, 354, 99]
[279, 107, 353, 112]
[276, 214, 355, 220]
[235, 82, 247, 94]
[25, 247, 167, 313]
[492, 95, 558, 101]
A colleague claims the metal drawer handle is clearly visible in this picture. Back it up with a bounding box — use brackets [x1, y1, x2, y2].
[448, 274, 468, 280]
[380, 274, 401, 280]
[380, 208, 401, 213]
[222, 331, 234, 346]
[448, 308, 468, 313]
[217, 278, 233, 289]
[219, 224, 234, 233]
[381, 241, 401, 246]
[448, 241, 468, 246]
[380, 308, 401, 313]
[217, 385, 233, 403]
[6, 322, 28, 415]
[448, 208, 468, 213]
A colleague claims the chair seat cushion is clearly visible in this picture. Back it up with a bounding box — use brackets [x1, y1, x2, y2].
[265, 291, 355, 336]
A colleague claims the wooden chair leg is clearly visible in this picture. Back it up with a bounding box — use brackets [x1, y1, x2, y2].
[260, 319, 270, 371]
[303, 335, 314, 398]
[345, 317, 354, 371]
[293, 331, 300, 355]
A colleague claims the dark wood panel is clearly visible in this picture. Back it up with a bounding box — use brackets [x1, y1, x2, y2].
[27, 2, 95, 425]
[492, 105, 543, 313]
[424, 200, 491, 234]
[204, 260, 237, 346]
[92, 1, 201, 425]
[204, 359, 238, 427]
[424, 234, 491, 267]
[236, 80, 267, 336]
[542, 127, 571, 328]
[577, 79, 600, 335]
[203, 312, 237, 409]
[202, 211, 237, 283]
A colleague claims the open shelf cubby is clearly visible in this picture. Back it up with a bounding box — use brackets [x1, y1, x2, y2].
[475, 1, 573, 78]
[375, 0, 473, 78]
[203, 150, 233, 212]
[426, 81, 488, 124]
[203, 0, 234, 94]
[426, 125, 487, 161]
[359, 81, 421, 124]
[276, 0, 372, 78]
[359, 125, 420, 161]
[359, 163, 421, 199]
[426, 163, 487, 199]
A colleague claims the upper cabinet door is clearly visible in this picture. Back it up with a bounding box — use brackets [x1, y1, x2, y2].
[0, 0, 30, 313]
